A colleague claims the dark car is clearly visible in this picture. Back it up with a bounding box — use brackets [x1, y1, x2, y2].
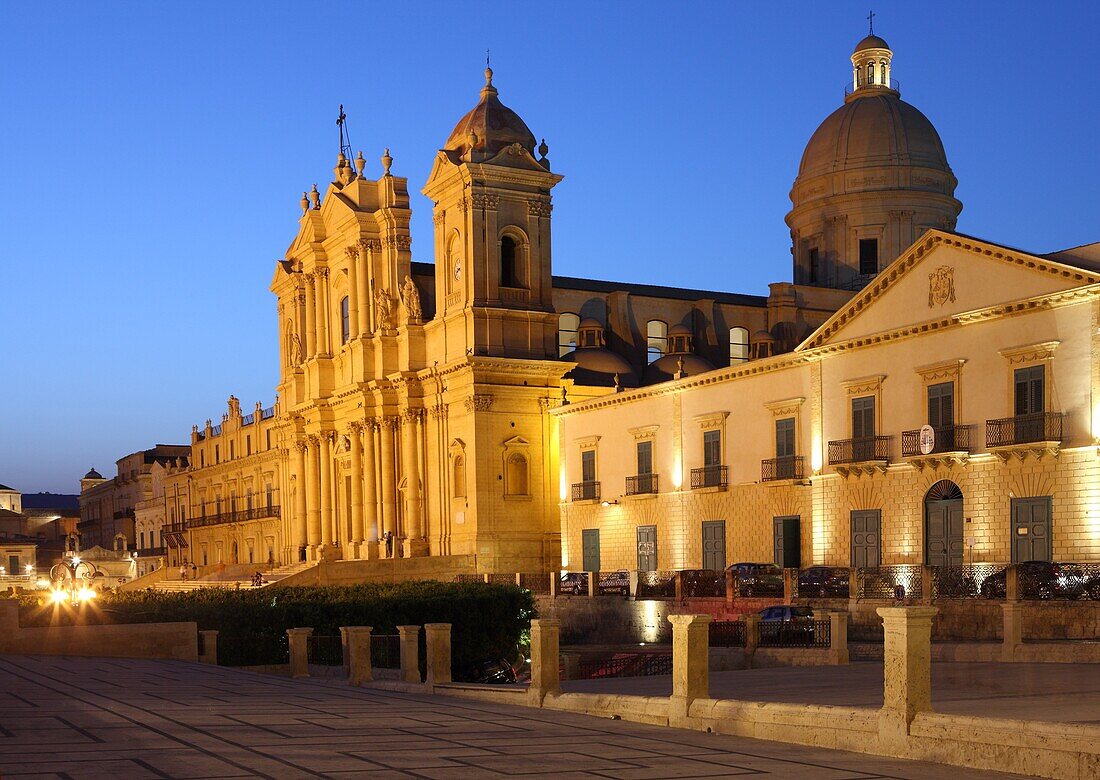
[980, 561, 1090, 600]
[559, 572, 589, 595]
[798, 566, 850, 598]
[456, 658, 517, 684]
[729, 562, 784, 597]
[757, 605, 818, 644]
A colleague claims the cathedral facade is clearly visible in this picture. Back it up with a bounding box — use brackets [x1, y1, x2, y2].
[161, 33, 1098, 578]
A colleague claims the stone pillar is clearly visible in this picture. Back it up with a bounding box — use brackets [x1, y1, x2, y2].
[293, 441, 308, 554]
[674, 571, 683, 601]
[783, 568, 797, 604]
[549, 571, 561, 597]
[349, 424, 364, 557]
[743, 613, 760, 660]
[315, 267, 330, 355]
[305, 437, 321, 553]
[402, 411, 428, 557]
[560, 651, 580, 681]
[1001, 602, 1023, 662]
[357, 240, 372, 335]
[920, 566, 934, 606]
[725, 568, 734, 606]
[829, 611, 849, 665]
[397, 625, 420, 683]
[849, 568, 860, 602]
[319, 432, 333, 549]
[304, 274, 317, 358]
[528, 619, 561, 705]
[362, 420, 380, 559]
[668, 614, 711, 726]
[380, 418, 397, 549]
[424, 623, 452, 686]
[345, 246, 360, 341]
[877, 606, 936, 747]
[344, 625, 373, 685]
[198, 630, 218, 664]
[1005, 564, 1019, 602]
[287, 627, 313, 679]
[586, 572, 596, 598]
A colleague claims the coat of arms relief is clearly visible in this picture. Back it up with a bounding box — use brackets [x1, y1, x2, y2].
[928, 265, 956, 307]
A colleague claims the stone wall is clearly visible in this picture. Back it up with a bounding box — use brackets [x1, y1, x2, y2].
[282, 554, 479, 586]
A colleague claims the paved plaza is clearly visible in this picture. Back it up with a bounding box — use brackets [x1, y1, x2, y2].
[0, 655, 1033, 779]
[563, 660, 1100, 725]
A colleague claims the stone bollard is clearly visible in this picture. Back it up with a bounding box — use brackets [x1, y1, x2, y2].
[877, 606, 936, 749]
[629, 570, 639, 599]
[397, 625, 421, 683]
[549, 571, 561, 598]
[560, 651, 581, 681]
[829, 612, 849, 664]
[287, 627, 313, 679]
[1005, 564, 1019, 602]
[198, 630, 219, 664]
[849, 568, 860, 602]
[587, 572, 596, 598]
[1001, 602, 1023, 662]
[344, 626, 374, 685]
[920, 566, 935, 606]
[424, 623, 452, 686]
[668, 614, 711, 727]
[743, 612, 761, 664]
[725, 568, 735, 606]
[783, 568, 797, 604]
[528, 619, 561, 706]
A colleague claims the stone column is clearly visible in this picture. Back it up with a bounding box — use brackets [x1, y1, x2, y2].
[743, 613, 760, 661]
[293, 441, 308, 554]
[402, 410, 427, 557]
[668, 614, 711, 726]
[397, 625, 420, 683]
[424, 623, 452, 686]
[1001, 602, 1023, 662]
[877, 606, 936, 747]
[380, 418, 397, 550]
[305, 437, 321, 553]
[198, 630, 218, 664]
[349, 423, 364, 557]
[783, 568, 797, 604]
[362, 419, 380, 559]
[303, 274, 317, 358]
[829, 611, 849, 665]
[345, 246, 360, 340]
[315, 267, 330, 355]
[344, 625, 373, 685]
[287, 627, 313, 679]
[319, 432, 333, 550]
[358, 239, 375, 335]
[920, 566, 934, 606]
[528, 619, 561, 705]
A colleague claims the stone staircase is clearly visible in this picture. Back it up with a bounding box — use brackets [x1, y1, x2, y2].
[153, 561, 316, 592]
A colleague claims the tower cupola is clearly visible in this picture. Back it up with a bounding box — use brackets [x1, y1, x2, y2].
[850, 34, 894, 95]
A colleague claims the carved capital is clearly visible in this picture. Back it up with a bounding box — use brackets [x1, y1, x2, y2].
[459, 196, 471, 214]
[363, 417, 381, 432]
[464, 394, 494, 413]
[294, 439, 309, 454]
[428, 403, 447, 419]
[527, 199, 553, 217]
[345, 245, 359, 261]
[383, 235, 412, 251]
[471, 193, 499, 210]
[346, 420, 363, 434]
[359, 238, 381, 253]
[402, 408, 425, 424]
[316, 267, 329, 280]
[432, 212, 446, 226]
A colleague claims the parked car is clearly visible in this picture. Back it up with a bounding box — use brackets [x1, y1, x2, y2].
[798, 566, 849, 598]
[728, 562, 784, 597]
[980, 561, 1091, 600]
[757, 605, 817, 644]
[559, 572, 589, 595]
[456, 657, 517, 684]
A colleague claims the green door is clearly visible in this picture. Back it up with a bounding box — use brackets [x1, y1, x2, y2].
[1012, 497, 1052, 562]
[702, 521, 725, 571]
[581, 529, 601, 572]
[773, 516, 801, 568]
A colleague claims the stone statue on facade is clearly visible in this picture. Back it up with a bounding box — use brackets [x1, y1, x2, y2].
[375, 287, 394, 330]
[401, 275, 422, 322]
[289, 332, 304, 365]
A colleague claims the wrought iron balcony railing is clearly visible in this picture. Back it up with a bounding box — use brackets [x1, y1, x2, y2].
[625, 473, 659, 495]
[761, 456, 804, 482]
[901, 425, 971, 457]
[187, 505, 281, 529]
[571, 481, 600, 502]
[690, 465, 728, 490]
[828, 435, 891, 465]
[986, 412, 1064, 448]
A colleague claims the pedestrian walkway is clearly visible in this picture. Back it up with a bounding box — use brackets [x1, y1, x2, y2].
[0, 654, 1031, 779]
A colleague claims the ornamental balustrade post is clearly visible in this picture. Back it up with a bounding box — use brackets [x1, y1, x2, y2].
[829, 611, 849, 664]
[397, 625, 420, 683]
[424, 623, 452, 686]
[287, 627, 313, 679]
[1001, 602, 1023, 662]
[668, 614, 711, 727]
[344, 626, 373, 685]
[877, 606, 936, 749]
[527, 619, 561, 705]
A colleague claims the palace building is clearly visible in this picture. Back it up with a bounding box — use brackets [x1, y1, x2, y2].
[159, 32, 1098, 580]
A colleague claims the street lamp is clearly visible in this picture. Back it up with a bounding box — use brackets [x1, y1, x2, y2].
[49, 557, 100, 606]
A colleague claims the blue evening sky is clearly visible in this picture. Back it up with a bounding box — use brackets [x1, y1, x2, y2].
[1, 1, 1097, 493]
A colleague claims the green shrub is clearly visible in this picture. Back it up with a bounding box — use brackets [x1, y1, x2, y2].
[16, 581, 535, 670]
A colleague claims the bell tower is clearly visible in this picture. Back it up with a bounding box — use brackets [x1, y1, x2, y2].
[423, 66, 563, 361]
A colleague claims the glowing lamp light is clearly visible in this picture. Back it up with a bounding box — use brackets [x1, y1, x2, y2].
[49, 589, 67, 604]
[78, 587, 97, 602]
[24, 564, 33, 574]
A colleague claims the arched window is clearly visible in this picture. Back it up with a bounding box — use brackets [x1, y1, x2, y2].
[867, 62, 875, 85]
[453, 454, 466, 498]
[558, 313, 580, 357]
[729, 327, 750, 364]
[340, 296, 350, 344]
[647, 320, 668, 364]
[506, 453, 529, 496]
[501, 235, 519, 287]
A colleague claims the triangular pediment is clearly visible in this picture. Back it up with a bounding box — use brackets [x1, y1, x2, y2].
[799, 231, 1100, 350]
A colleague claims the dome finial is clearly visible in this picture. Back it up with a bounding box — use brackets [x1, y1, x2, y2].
[485, 48, 492, 85]
[867, 9, 875, 35]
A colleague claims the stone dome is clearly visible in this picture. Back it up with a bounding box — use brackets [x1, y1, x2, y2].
[83, 467, 103, 480]
[853, 34, 889, 53]
[560, 347, 638, 388]
[796, 93, 952, 181]
[444, 67, 536, 158]
[643, 353, 714, 385]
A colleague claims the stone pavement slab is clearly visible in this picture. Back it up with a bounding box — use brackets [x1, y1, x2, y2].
[0, 654, 1031, 779]
[562, 660, 1100, 724]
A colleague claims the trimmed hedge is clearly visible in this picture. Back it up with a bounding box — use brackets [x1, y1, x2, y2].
[16, 581, 535, 670]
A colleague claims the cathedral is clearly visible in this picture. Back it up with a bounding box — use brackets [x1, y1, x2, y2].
[157, 31, 1098, 579]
